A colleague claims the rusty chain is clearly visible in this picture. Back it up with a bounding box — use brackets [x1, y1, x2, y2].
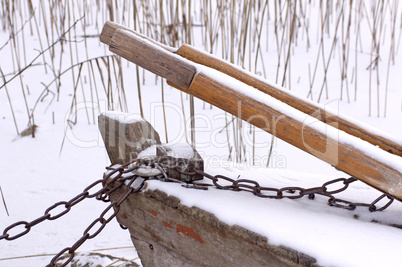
[47, 174, 145, 267]
[158, 164, 395, 212]
[1, 157, 397, 266]
[194, 170, 395, 212]
[0, 159, 146, 267]
[0, 162, 127, 241]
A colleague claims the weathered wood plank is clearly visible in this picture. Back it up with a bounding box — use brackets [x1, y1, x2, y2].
[110, 184, 319, 267]
[100, 21, 175, 52]
[176, 44, 402, 157]
[98, 112, 161, 164]
[169, 73, 402, 199]
[108, 29, 196, 88]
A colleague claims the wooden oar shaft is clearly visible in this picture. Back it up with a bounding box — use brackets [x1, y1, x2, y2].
[101, 21, 175, 52]
[109, 29, 196, 88]
[101, 21, 401, 157]
[100, 22, 402, 199]
[176, 44, 402, 157]
[169, 74, 402, 199]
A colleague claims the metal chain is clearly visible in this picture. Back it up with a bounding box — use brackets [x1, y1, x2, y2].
[0, 159, 148, 267]
[155, 164, 396, 212]
[0, 162, 128, 241]
[47, 174, 146, 267]
[1, 158, 397, 266]
[191, 170, 395, 212]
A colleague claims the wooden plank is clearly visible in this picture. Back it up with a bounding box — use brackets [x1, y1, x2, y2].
[108, 29, 196, 88]
[109, 184, 318, 267]
[100, 21, 175, 52]
[98, 112, 161, 164]
[176, 44, 402, 157]
[168, 73, 402, 200]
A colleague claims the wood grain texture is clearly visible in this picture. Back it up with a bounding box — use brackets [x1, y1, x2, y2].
[98, 113, 161, 164]
[109, 185, 319, 267]
[176, 44, 402, 157]
[169, 73, 402, 199]
[109, 29, 196, 88]
[100, 21, 175, 52]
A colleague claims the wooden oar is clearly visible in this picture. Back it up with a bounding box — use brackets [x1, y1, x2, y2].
[176, 44, 402, 157]
[100, 22, 402, 200]
[101, 21, 402, 157]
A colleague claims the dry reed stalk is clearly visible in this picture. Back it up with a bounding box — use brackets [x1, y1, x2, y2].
[1, 0, 400, 163]
[307, 1, 329, 100]
[396, 12, 402, 55]
[18, 1, 27, 66]
[0, 68, 19, 135]
[0, 186, 9, 216]
[158, 0, 170, 142]
[354, 0, 363, 101]
[105, 57, 114, 110]
[364, 1, 381, 117]
[317, 0, 344, 103]
[299, 0, 311, 52]
[110, 56, 123, 112]
[59, 62, 84, 154]
[83, 10, 96, 124]
[254, 0, 268, 78]
[117, 57, 128, 113]
[281, 0, 297, 88]
[95, 58, 109, 97]
[132, 1, 144, 118]
[339, 0, 352, 103]
[88, 60, 101, 112]
[9, 22, 31, 126]
[38, 0, 54, 74]
[37, 55, 114, 110]
[384, 0, 398, 117]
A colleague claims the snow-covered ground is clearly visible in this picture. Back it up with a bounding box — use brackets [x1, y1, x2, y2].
[1, 1, 402, 266]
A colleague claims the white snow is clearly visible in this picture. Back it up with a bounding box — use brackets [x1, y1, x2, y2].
[197, 65, 402, 174]
[103, 110, 144, 124]
[138, 145, 159, 158]
[139, 142, 196, 159]
[164, 142, 195, 159]
[145, 164, 402, 267]
[1, 1, 402, 267]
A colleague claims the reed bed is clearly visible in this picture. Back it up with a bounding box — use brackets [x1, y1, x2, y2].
[0, 0, 400, 166]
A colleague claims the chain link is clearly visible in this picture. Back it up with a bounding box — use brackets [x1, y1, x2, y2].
[0, 159, 148, 267]
[1, 164, 122, 242]
[191, 170, 395, 212]
[1, 157, 398, 266]
[47, 175, 145, 267]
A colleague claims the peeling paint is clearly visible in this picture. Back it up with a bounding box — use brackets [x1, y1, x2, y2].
[176, 224, 204, 244]
[163, 220, 174, 229]
[148, 210, 158, 217]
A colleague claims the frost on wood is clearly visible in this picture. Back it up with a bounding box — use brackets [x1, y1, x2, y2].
[99, 112, 161, 164]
